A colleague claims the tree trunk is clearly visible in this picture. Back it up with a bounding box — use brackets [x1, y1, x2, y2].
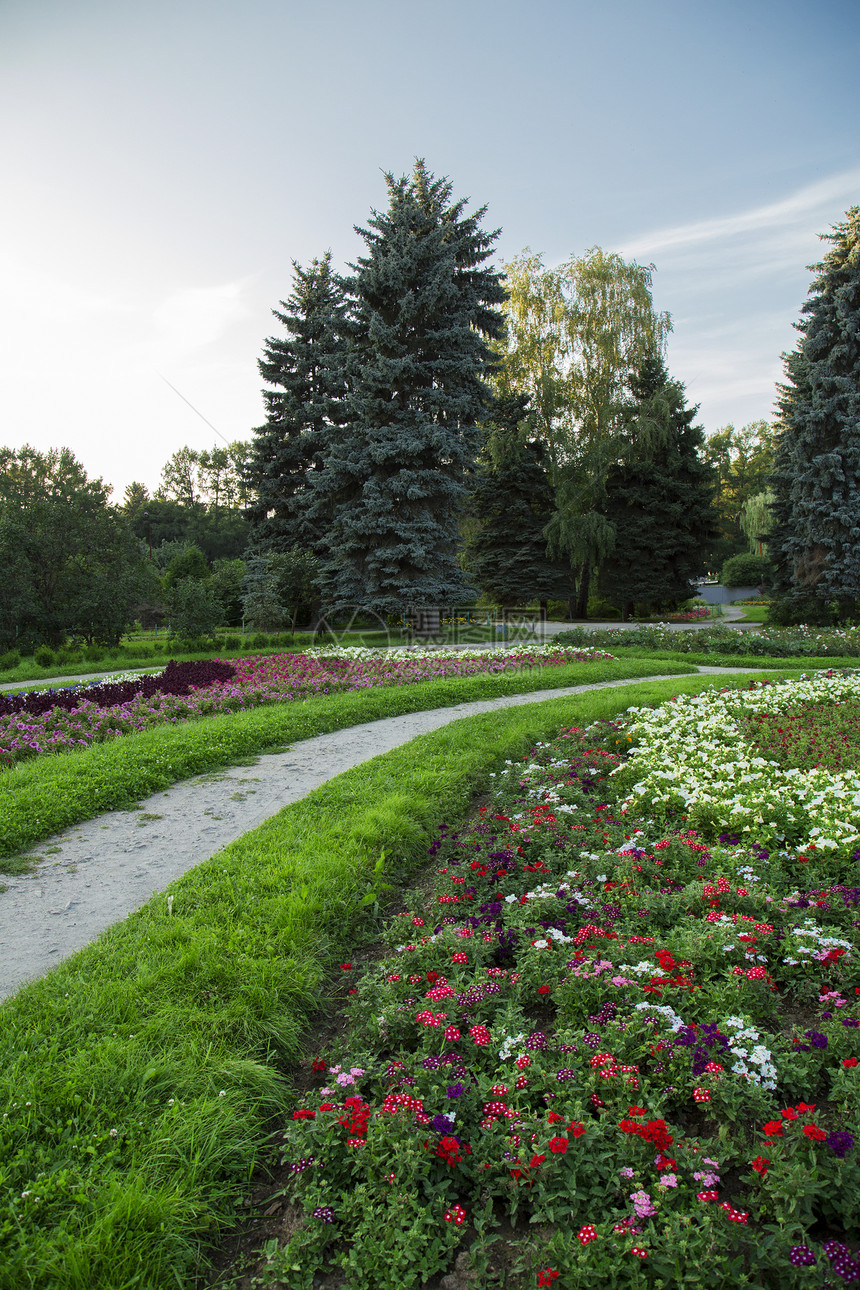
[575, 561, 591, 619]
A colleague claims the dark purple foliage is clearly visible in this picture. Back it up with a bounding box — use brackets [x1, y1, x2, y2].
[1, 659, 236, 718]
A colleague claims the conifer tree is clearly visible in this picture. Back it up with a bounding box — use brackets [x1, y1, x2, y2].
[769, 207, 860, 622]
[464, 394, 570, 610]
[313, 161, 506, 616]
[248, 252, 349, 552]
[597, 358, 716, 618]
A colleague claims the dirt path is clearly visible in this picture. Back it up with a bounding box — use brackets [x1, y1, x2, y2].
[0, 667, 771, 1003]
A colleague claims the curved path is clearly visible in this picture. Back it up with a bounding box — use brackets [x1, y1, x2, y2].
[0, 666, 767, 1003]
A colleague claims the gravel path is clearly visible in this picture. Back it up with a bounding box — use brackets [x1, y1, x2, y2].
[0, 665, 772, 1002]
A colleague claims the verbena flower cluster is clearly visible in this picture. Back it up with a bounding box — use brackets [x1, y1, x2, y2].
[0, 644, 610, 769]
[269, 677, 860, 1287]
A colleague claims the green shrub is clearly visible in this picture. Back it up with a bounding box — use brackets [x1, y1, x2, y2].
[55, 647, 83, 666]
[0, 649, 20, 671]
[720, 552, 773, 587]
[85, 645, 105, 663]
[250, 632, 270, 648]
[33, 645, 56, 668]
[223, 635, 240, 650]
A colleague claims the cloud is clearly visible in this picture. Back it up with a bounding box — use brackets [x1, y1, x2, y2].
[152, 279, 252, 353]
[618, 166, 860, 261]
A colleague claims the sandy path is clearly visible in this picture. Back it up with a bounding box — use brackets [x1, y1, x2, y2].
[0, 667, 766, 1002]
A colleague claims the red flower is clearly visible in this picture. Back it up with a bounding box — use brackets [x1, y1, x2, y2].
[751, 1156, 769, 1176]
[435, 1136, 462, 1166]
[538, 985, 551, 995]
[292, 1109, 315, 1120]
[549, 1136, 568, 1154]
[444, 1203, 466, 1225]
[530, 1153, 546, 1167]
[843, 1057, 859, 1068]
[569, 1121, 587, 1137]
[578, 1224, 598, 1245]
[537, 1270, 560, 1286]
[311, 1059, 326, 1072]
[802, 1124, 827, 1141]
[762, 1120, 784, 1136]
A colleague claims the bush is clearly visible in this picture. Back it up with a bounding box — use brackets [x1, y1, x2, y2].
[0, 650, 20, 671]
[166, 578, 221, 642]
[720, 552, 773, 587]
[250, 632, 270, 648]
[546, 600, 570, 621]
[85, 645, 105, 663]
[223, 635, 240, 650]
[33, 645, 56, 668]
[55, 647, 83, 666]
[586, 596, 621, 620]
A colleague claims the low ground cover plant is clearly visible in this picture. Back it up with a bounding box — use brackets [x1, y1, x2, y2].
[0, 645, 611, 770]
[263, 674, 860, 1288]
[557, 622, 860, 659]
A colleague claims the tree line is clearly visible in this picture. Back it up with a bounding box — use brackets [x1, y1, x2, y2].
[2, 167, 856, 652]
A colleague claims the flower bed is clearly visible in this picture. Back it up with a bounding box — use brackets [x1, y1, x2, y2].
[266, 678, 860, 1288]
[614, 671, 860, 857]
[556, 622, 860, 657]
[0, 645, 612, 770]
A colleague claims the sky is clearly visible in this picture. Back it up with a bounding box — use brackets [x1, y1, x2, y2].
[2, 0, 859, 501]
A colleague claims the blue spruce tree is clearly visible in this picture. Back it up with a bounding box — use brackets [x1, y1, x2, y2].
[313, 161, 506, 616]
[248, 251, 349, 552]
[769, 207, 860, 623]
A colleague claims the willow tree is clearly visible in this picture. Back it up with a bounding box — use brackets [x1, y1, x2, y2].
[496, 248, 671, 615]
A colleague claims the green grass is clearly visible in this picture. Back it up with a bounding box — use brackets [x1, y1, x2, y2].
[0, 669, 795, 1290]
[0, 657, 697, 866]
[609, 646, 860, 670]
[731, 604, 770, 622]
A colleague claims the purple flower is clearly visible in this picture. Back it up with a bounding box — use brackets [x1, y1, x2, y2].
[827, 1130, 855, 1159]
[446, 1083, 465, 1099]
[789, 1247, 816, 1267]
[313, 1206, 334, 1223]
[805, 1030, 828, 1049]
[430, 1113, 455, 1133]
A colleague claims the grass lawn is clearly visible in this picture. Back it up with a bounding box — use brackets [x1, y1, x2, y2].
[731, 604, 770, 622]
